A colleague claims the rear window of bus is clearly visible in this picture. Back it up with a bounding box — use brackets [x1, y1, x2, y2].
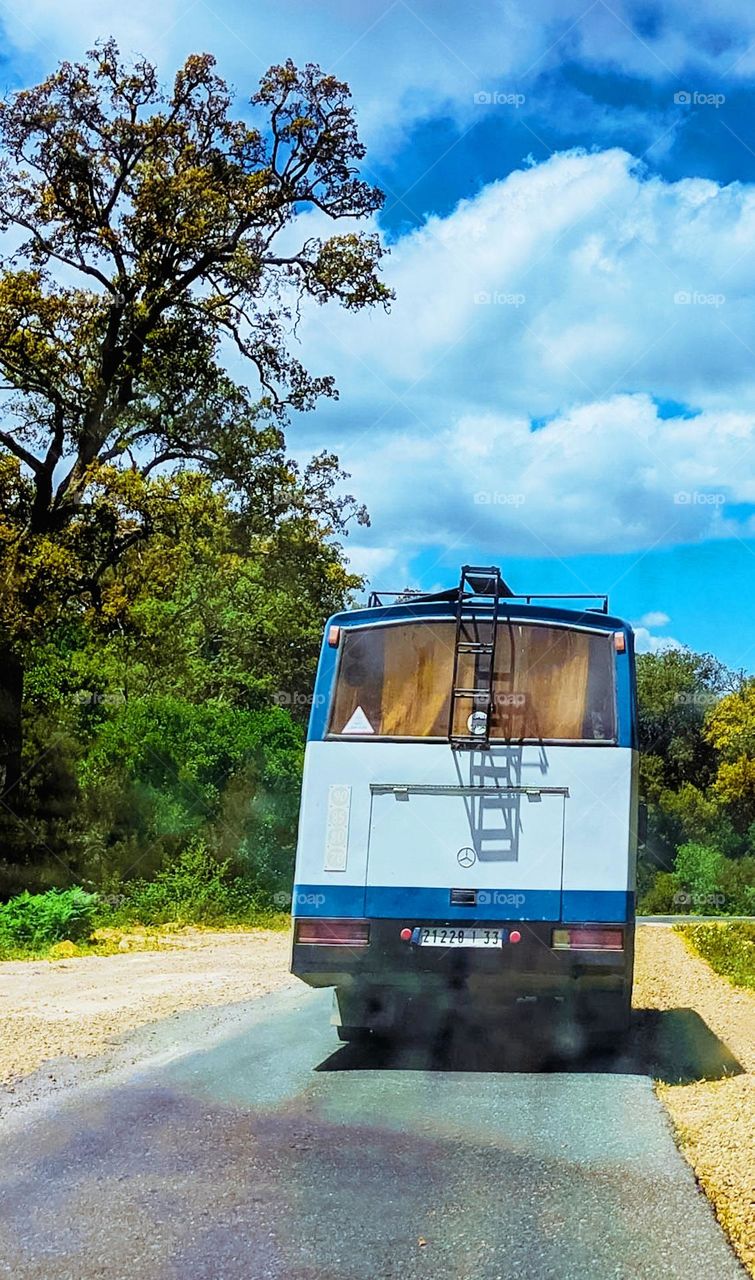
[328, 620, 617, 742]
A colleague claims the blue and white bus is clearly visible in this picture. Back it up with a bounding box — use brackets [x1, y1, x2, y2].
[291, 566, 638, 1044]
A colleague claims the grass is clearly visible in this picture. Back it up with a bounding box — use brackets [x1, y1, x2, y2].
[0, 887, 98, 957]
[0, 916, 291, 962]
[0, 848, 293, 961]
[675, 921, 755, 991]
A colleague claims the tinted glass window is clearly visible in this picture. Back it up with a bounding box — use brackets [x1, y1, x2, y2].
[329, 620, 616, 741]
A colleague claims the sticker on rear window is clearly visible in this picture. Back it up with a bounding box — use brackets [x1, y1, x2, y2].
[342, 705, 374, 734]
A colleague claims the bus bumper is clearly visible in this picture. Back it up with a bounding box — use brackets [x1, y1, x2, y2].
[291, 917, 633, 1030]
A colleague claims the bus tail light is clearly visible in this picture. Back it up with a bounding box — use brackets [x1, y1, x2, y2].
[552, 927, 623, 951]
[295, 919, 370, 946]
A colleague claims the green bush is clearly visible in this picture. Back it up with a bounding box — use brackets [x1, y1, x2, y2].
[678, 922, 755, 990]
[717, 855, 755, 916]
[674, 840, 726, 909]
[100, 841, 266, 927]
[0, 887, 97, 952]
[638, 871, 679, 915]
[76, 696, 303, 893]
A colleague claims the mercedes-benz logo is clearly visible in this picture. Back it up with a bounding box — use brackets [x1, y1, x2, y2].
[457, 847, 476, 868]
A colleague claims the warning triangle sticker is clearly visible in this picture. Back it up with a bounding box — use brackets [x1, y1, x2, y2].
[342, 705, 374, 734]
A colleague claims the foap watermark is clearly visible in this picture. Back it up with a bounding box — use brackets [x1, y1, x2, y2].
[673, 490, 725, 506]
[474, 290, 526, 306]
[673, 90, 725, 108]
[673, 690, 719, 707]
[293, 890, 326, 909]
[673, 290, 725, 307]
[273, 691, 327, 708]
[476, 890, 526, 907]
[673, 891, 727, 908]
[474, 490, 526, 506]
[473, 90, 526, 108]
[493, 691, 527, 708]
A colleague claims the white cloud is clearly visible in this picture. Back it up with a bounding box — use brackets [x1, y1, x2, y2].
[330, 395, 755, 560]
[342, 544, 401, 581]
[633, 627, 684, 654]
[636, 610, 671, 627]
[4, 1, 755, 150]
[302, 147, 755, 416]
[281, 148, 755, 563]
[631, 610, 681, 653]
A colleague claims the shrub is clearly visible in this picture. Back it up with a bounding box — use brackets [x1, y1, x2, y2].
[673, 841, 726, 911]
[717, 855, 755, 916]
[100, 841, 263, 927]
[638, 871, 679, 914]
[678, 922, 755, 990]
[77, 696, 303, 890]
[0, 887, 97, 952]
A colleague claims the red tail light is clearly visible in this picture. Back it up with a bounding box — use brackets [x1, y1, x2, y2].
[295, 919, 370, 946]
[552, 927, 623, 951]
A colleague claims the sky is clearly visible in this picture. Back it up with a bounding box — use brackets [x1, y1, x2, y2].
[2, 0, 755, 667]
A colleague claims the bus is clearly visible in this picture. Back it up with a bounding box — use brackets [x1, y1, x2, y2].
[290, 566, 638, 1046]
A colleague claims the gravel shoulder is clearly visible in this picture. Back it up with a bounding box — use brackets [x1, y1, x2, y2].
[634, 925, 755, 1277]
[0, 926, 294, 1088]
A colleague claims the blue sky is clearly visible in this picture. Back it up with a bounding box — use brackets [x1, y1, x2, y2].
[2, 0, 755, 667]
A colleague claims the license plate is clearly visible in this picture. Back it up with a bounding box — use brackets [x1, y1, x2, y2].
[418, 927, 503, 948]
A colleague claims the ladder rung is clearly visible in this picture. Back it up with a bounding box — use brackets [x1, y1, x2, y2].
[457, 643, 494, 654]
[453, 689, 492, 698]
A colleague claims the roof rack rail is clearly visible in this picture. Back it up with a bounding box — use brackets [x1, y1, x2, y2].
[366, 584, 609, 613]
[505, 592, 609, 613]
[366, 586, 460, 608]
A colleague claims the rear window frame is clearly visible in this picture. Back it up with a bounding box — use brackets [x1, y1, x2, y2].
[325, 616, 619, 746]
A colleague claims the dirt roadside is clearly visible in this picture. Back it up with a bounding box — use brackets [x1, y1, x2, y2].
[0, 926, 294, 1088]
[634, 925, 755, 1277]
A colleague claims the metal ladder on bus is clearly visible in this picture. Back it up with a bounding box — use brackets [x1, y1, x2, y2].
[448, 565, 508, 749]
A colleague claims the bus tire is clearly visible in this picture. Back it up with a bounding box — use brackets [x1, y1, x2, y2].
[336, 1025, 372, 1043]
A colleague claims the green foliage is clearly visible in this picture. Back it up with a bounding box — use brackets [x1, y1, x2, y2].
[78, 695, 303, 894]
[674, 841, 727, 909]
[0, 887, 97, 953]
[0, 466, 353, 896]
[677, 922, 755, 990]
[706, 681, 755, 831]
[0, 44, 386, 804]
[100, 842, 267, 927]
[636, 648, 754, 914]
[636, 648, 729, 791]
[0, 43, 390, 910]
[718, 855, 755, 916]
[638, 872, 679, 915]
[638, 844, 755, 916]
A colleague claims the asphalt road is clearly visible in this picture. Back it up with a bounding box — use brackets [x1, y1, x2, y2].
[0, 985, 746, 1280]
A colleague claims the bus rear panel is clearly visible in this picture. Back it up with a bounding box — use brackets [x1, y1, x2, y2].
[290, 570, 638, 1041]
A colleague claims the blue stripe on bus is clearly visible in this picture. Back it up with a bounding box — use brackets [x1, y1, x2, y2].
[292, 884, 366, 916]
[365, 886, 561, 921]
[561, 890, 634, 922]
[292, 885, 634, 922]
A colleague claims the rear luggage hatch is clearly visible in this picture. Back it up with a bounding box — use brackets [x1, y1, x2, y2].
[365, 782, 567, 921]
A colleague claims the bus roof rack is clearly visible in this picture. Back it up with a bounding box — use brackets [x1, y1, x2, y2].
[367, 566, 609, 614]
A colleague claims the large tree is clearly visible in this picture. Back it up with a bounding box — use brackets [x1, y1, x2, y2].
[0, 43, 390, 792]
